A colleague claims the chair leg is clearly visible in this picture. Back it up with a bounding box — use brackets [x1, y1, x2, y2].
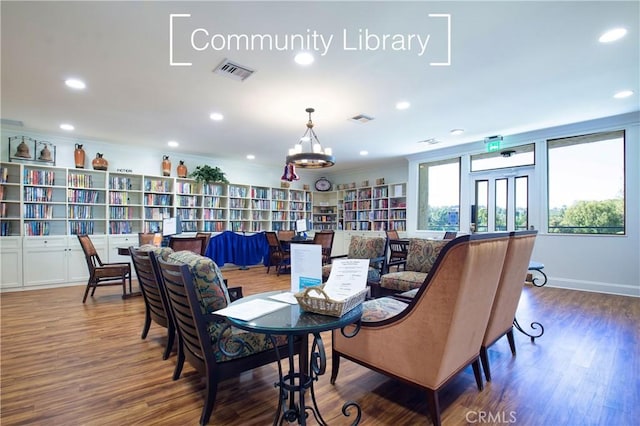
[330, 352, 341, 384]
[506, 328, 517, 355]
[200, 373, 218, 426]
[163, 327, 175, 361]
[173, 339, 185, 380]
[141, 308, 151, 339]
[480, 346, 491, 382]
[82, 281, 92, 303]
[472, 358, 484, 391]
[426, 388, 441, 426]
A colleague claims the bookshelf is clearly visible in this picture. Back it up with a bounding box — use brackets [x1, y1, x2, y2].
[108, 172, 143, 234]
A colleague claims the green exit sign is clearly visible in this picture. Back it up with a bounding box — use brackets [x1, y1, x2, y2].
[486, 140, 502, 152]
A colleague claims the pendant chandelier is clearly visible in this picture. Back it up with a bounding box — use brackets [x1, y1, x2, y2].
[286, 107, 335, 169]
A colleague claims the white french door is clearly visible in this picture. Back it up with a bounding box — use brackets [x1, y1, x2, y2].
[471, 170, 532, 233]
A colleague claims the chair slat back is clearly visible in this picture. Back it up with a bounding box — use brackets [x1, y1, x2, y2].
[155, 256, 210, 376]
[130, 247, 171, 327]
[77, 234, 101, 269]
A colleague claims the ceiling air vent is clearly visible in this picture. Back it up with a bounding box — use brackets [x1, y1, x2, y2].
[1, 118, 24, 127]
[213, 59, 255, 81]
[349, 113, 375, 123]
[418, 138, 441, 145]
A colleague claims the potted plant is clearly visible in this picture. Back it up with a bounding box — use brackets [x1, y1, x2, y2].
[189, 165, 229, 184]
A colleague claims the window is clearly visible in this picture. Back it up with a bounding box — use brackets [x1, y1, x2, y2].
[417, 158, 460, 231]
[495, 178, 508, 231]
[515, 176, 528, 230]
[547, 131, 625, 234]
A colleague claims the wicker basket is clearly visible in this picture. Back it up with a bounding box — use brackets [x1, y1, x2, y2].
[295, 286, 367, 317]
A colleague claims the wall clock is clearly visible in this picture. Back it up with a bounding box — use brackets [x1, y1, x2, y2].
[314, 177, 332, 192]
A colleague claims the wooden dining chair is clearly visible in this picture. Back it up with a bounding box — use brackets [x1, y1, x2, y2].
[313, 230, 335, 265]
[168, 236, 207, 255]
[265, 231, 290, 275]
[195, 232, 212, 253]
[77, 234, 132, 303]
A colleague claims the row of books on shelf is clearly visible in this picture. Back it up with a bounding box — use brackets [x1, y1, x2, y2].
[110, 222, 134, 234]
[203, 209, 225, 220]
[202, 184, 224, 196]
[24, 221, 50, 236]
[176, 195, 198, 207]
[176, 210, 198, 220]
[0, 203, 6, 218]
[176, 182, 197, 194]
[24, 169, 56, 186]
[109, 192, 131, 205]
[145, 179, 171, 193]
[110, 176, 134, 191]
[24, 204, 53, 219]
[110, 206, 136, 219]
[251, 199, 270, 210]
[68, 205, 95, 219]
[24, 187, 53, 202]
[69, 221, 95, 235]
[145, 194, 172, 206]
[1, 167, 9, 184]
[202, 197, 224, 208]
[229, 199, 249, 209]
[1, 222, 10, 236]
[67, 173, 95, 189]
[144, 207, 171, 220]
[67, 189, 101, 204]
[251, 187, 269, 199]
[229, 186, 249, 198]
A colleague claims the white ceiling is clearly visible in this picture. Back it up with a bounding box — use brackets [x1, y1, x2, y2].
[2, 1, 638, 173]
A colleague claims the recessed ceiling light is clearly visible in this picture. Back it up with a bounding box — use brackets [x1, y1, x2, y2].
[60, 123, 74, 131]
[396, 101, 410, 110]
[360, 150, 369, 156]
[65, 78, 86, 90]
[294, 52, 314, 65]
[599, 28, 627, 43]
[168, 140, 179, 147]
[209, 112, 224, 121]
[450, 129, 465, 136]
[246, 154, 255, 160]
[613, 90, 634, 99]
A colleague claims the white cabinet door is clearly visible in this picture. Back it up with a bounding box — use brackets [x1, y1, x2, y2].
[23, 237, 68, 286]
[108, 235, 137, 263]
[1, 237, 23, 289]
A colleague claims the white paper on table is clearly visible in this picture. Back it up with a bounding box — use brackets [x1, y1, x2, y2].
[320, 258, 369, 301]
[214, 299, 289, 321]
[268, 292, 299, 305]
[290, 243, 322, 293]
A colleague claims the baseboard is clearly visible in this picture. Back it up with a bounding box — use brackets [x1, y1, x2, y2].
[545, 277, 640, 297]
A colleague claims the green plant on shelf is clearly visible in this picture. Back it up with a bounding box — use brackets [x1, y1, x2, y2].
[188, 165, 229, 184]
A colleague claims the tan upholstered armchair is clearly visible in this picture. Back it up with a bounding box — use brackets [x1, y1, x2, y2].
[480, 230, 537, 381]
[331, 233, 510, 426]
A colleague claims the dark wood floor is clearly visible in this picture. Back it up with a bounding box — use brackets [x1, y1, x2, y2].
[1, 266, 639, 425]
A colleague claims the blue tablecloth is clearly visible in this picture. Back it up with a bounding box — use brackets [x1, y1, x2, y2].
[205, 231, 269, 267]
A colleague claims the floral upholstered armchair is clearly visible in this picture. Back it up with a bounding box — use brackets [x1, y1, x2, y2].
[376, 238, 450, 297]
[321, 235, 387, 283]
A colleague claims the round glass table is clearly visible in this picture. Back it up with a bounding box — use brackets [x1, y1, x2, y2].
[224, 291, 362, 425]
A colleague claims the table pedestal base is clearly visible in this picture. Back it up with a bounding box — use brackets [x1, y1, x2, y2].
[271, 333, 361, 426]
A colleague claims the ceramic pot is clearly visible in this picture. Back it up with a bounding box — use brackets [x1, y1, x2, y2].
[162, 155, 171, 176]
[92, 153, 108, 171]
[177, 160, 187, 178]
[74, 143, 85, 168]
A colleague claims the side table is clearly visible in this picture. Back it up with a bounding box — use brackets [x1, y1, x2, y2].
[224, 291, 363, 425]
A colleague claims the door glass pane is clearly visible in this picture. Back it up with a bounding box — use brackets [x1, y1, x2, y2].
[515, 176, 528, 230]
[474, 180, 488, 232]
[495, 179, 507, 231]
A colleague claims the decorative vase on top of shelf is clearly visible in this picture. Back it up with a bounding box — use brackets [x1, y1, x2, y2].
[74, 143, 86, 168]
[177, 160, 187, 178]
[162, 155, 171, 176]
[92, 153, 108, 171]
